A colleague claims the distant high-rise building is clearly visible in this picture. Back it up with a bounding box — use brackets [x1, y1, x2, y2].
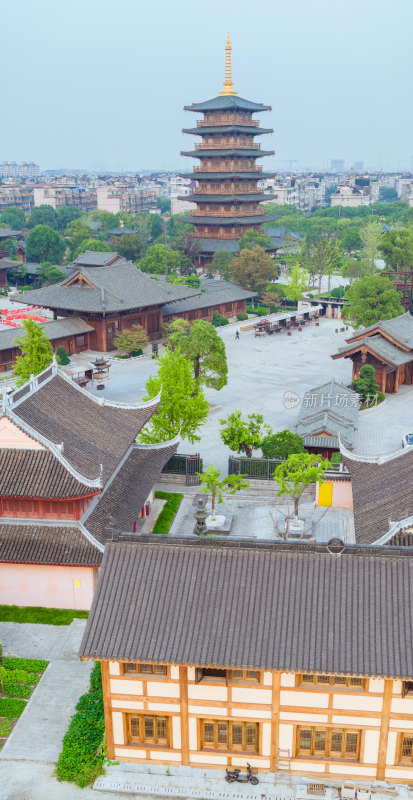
[0, 161, 39, 179]
[330, 159, 345, 172]
[354, 161, 364, 172]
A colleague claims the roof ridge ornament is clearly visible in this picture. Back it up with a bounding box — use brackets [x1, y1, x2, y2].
[218, 33, 238, 96]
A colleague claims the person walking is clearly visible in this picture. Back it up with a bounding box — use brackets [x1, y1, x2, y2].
[235, 330, 240, 340]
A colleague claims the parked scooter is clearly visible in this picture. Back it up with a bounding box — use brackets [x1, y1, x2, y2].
[225, 762, 259, 785]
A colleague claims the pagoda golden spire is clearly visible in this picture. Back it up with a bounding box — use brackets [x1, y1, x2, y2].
[218, 33, 238, 96]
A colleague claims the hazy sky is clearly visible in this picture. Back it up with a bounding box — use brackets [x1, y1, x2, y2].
[4, 0, 413, 172]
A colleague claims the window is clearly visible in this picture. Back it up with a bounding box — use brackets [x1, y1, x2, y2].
[296, 727, 360, 760]
[400, 734, 413, 763]
[402, 681, 413, 697]
[196, 668, 260, 684]
[201, 720, 258, 752]
[76, 335, 85, 347]
[299, 674, 366, 689]
[123, 663, 167, 676]
[128, 714, 169, 746]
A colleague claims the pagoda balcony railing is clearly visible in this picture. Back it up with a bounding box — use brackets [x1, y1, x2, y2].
[192, 230, 245, 240]
[193, 185, 259, 195]
[190, 209, 264, 218]
[195, 141, 261, 151]
[194, 165, 263, 173]
[197, 115, 259, 127]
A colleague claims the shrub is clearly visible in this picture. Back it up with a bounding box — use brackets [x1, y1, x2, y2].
[0, 698, 27, 718]
[330, 452, 341, 464]
[2, 657, 48, 672]
[331, 286, 346, 298]
[236, 312, 248, 320]
[0, 605, 88, 625]
[211, 311, 229, 327]
[130, 349, 143, 357]
[254, 306, 269, 316]
[153, 491, 183, 534]
[4, 669, 39, 685]
[262, 430, 306, 460]
[56, 662, 106, 787]
[56, 345, 70, 365]
[4, 682, 31, 698]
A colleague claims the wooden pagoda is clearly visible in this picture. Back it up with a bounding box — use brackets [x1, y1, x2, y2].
[178, 35, 277, 264]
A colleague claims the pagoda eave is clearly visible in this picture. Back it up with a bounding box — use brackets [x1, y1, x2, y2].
[181, 149, 275, 158]
[182, 125, 273, 136]
[175, 214, 280, 226]
[178, 193, 277, 203]
[178, 171, 276, 180]
[183, 95, 271, 113]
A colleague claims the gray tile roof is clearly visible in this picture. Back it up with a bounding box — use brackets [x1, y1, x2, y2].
[348, 313, 413, 349]
[0, 229, 21, 239]
[296, 380, 358, 448]
[180, 171, 276, 181]
[196, 239, 240, 254]
[13, 374, 158, 484]
[13, 263, 198, 313]
[162, 281, 255, 316]
[182, 149, 275, 158]
[183, 125, 273, 136]
[335, 334, 413, 366]
[342, 447, 413, 545]
[0, 447, 96, 498]
[71, 250, 122, 267]
[0, 317, 94, 353]
[184, 96, 271, 112]
[179, 214, 278, 226]
[85, 442, 179, 544]
[80, 538, 413, 679]
[0, 521, 102, 566]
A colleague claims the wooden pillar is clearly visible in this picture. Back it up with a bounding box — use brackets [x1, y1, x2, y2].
[380, 367, 387, 394]
[270, 671, 281, 772]
[352, 360, 357, 382]
[376, 679, 393, 780]
[179, 666, 189, 765]
[394, 367, 400, 393]
[100, 660, 115, 759]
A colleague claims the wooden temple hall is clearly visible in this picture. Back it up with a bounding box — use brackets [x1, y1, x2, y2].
[332, 313, 413, 393]
[177, 35, 278, 264]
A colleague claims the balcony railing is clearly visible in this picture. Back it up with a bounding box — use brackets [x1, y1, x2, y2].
[195, 142, 260, 151]
[191, 209, 264, 218]
[197, 115, 259, 127]
[192, 230, 245, 239]
[193, 165, 263, 173]
[193, 185, 259, 195]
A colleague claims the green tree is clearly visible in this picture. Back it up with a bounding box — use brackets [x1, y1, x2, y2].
[231, 246, 276, 303]
[261, 430, 306, 460]
[0, 206, 26, 225]
[238, 228, 272, 250]
[72, 239, 111, 261]
[150, 214, 164, 239]
[342, 275, 404, 328]
[157, 198, 171, 214]
[56, 206, 83, 231]
[341, 258, 369, 284]
[172, 232, 200, 275]
[170, 318, 228, 390]
[360, 218, 382, 274]
[13, 318, 54, 387]
[35, 262, 66, 286]
[379, 187, 398, 203]
[210, 250, 234, 278]
[26, 225, 65, 264]
[285, 265, 308, 301]
[28, 205, 59, 230]
[273, 452, 330, 525]
[219, 410, 272, 458]
[139, 349, 209, 443]
[88, 209, 118, 229]
[379, 228, 413, 273]
[306, 238, 342, 296]
[64, 218, 95, 247]
[113, 324, 148, 355]
[56, 345, 70, 365]
[197, 463, 249, 520]
[113, 234, 143, 262]
[138, 243, 181, 275]
[0, 212, 23, 230]
[352, 364, 381, 404]
[340, 226, 362, 254]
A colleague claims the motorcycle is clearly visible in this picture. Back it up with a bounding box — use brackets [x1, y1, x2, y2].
[225, 762, 259, 785]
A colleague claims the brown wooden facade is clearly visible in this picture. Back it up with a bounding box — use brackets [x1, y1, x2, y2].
[163, 297, 247, 324]
[100, 659, 413, 783]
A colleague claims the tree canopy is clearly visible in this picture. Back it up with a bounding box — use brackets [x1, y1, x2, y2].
[342, 275, 405, 328]
[113, 234, 143, 262]
[273, 453, 330, 521]
[231, 246, 276, 298]
[113, 324, 148, 355]
[360, 218, 382, 274]
[35, 262, 66, 286]
[238, 228, 272, 250]
[197, 463, 249, 519]
[170, 318, 228, 390]
[138, 243, 181, 275]
[28, 205, 59, 230]
[13, 319, 54, 387]
[139, 349, 209, 444]
[55, 206, 83, 231]
[210, 250, 234, 279]
[72, 238, 111, 261]
[0, 212, 23, 230]
[219, 410, 272, 458]
[261, 430, 306, 460]
[26, 225, 65, 264]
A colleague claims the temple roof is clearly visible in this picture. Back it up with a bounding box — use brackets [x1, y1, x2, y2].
[71, 250, 122, 267]
[296, 379, 358, 450]
[346, 312, 413, 350]
[181, 148, 274, 158]
[0, 228, 21, 240]
[182, 125, 273, 136]
[14, 262, 198, 314]
[176, 214, 278, 226]
[0, 521, 102, 567]
[184, 95, 271, 112]
[332, 334, 413, 367]
[0, 446, 98, 499]
[179, 171, 276, 180]
[80, 537, 413, 679]
[162, 280, 255, 317]
[194, 239, 240, 254]
[0, 318, 94, 353]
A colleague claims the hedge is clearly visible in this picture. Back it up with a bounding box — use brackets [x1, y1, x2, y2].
[153, 491, 183, 534]
[0, 698, 27, 718]
[236, 312, 248, 320]
[0, 605, 88, 625]
[2, 669, 39, 685]
[56, 662, 106, 787]
[4, 683, 31, 698]
[2, 657, 48, 672]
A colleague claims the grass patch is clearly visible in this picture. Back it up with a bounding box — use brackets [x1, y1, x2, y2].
[56, 662, 106, 787]
[153, 491, 183, 534]
[2, 657, 48, 672]
[0, 697, 27, 718]
[0, 605, 88, 625]
[4, 683, 31, 698]
[0, 719, 12, 737]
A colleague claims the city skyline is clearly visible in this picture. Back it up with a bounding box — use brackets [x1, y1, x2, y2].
[3, 0, 413, 172]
